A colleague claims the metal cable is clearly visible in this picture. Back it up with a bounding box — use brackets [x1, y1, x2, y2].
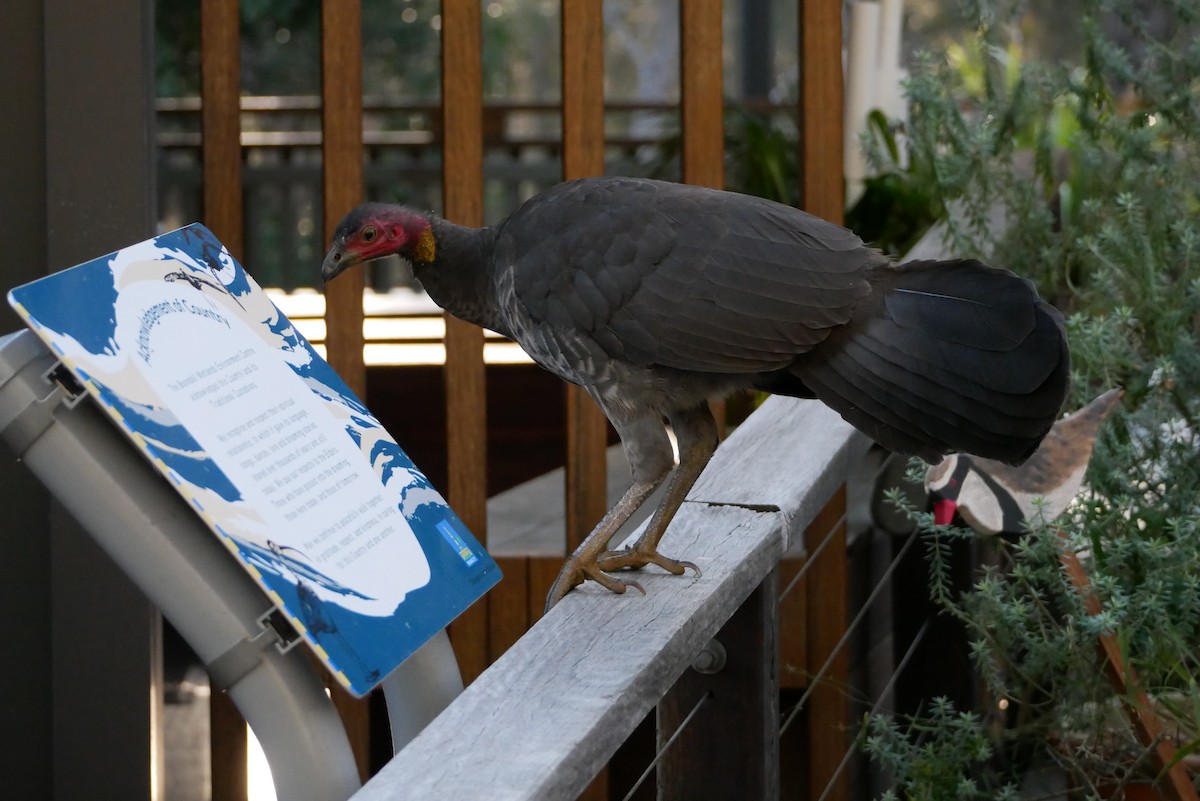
[620, 691, 713, 801]
[813, 619, 932, 801]
[777, 511, 848, 604]
[779, 527, 921, 737]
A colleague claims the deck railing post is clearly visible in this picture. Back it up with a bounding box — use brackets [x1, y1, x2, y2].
[657, 571, 781, 800]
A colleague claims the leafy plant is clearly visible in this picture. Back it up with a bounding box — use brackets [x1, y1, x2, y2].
[862, 0, 1200, 795]
[722, 106, 800, 206]
[845, 110, 944, 256]
[649, 105, 801, 205]
[863, 697, 1020, 801]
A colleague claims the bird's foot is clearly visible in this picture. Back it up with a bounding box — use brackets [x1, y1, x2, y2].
[544, 558, 646, 613]
[596, 545, 701, 578]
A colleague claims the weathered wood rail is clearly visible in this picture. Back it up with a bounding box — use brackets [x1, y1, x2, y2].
[351, 396, 870, 800]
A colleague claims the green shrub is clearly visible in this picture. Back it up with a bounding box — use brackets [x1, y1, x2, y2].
[864, 0, 1200, 795]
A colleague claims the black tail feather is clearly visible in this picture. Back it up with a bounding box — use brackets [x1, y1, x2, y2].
[793, 259, 1070, 465]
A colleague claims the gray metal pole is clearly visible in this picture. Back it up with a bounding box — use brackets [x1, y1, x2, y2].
[380, 628, 463, 752]
[0, 329, 361, 801]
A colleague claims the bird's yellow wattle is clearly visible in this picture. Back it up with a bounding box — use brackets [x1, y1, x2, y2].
[414, 226, 436, 264]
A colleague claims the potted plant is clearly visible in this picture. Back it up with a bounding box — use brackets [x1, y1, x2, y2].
[861, 0, 1200, 796]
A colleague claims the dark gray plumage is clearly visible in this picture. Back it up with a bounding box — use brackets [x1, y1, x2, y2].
[322, 176, 1070, 608]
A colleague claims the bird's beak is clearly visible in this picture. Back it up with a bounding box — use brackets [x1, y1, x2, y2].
[932, 498, 958, 526]
[321, 242, 354, 283]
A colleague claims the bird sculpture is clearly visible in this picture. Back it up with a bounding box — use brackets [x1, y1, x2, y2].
[322, 176, 1071, 609]
[925, 388, 1123, 535]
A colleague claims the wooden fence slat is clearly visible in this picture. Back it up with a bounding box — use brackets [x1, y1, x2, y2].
[441, 0, 491, 686]
[680, 0, 728, 435]
[319, 0, 372, 780]
[799, 0, 845, 224]
[200, 2, 248, 797]
[560, 12, 611, 795]
[804, 485, 848, 801]
[200, 0, 243, 260]
[320, 0, 366, 399]
[561, 0, 605, 180]
[681, 0, 725, 190]
[561, 0, 610, 554]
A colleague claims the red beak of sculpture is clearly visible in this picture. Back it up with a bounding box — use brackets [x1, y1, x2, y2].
[933, 499, 958, 526]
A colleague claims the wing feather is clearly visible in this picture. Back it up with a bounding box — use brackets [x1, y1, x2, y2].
[500, 177, 875, 374]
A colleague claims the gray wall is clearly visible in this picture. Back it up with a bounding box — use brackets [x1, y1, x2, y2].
[1, 1, 161, 798]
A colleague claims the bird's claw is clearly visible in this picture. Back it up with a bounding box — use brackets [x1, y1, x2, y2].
[596, 546, 702, 578]
[544, 561, 646, 613]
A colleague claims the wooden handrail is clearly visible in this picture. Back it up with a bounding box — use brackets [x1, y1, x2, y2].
[348, 397, 869, 800]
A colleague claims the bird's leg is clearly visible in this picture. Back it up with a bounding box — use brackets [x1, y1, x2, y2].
[596, 402, 718, 576]
[544, 416, 674, 611]
[544, 474, 667, 611]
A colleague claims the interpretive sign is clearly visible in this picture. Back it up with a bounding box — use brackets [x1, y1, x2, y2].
[8, 224, 499, 696]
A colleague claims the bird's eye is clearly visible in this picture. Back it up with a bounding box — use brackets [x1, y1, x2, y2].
[362, 226, 377, 243]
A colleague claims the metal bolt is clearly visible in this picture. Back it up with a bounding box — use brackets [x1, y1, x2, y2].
[691, 638, 727, 675]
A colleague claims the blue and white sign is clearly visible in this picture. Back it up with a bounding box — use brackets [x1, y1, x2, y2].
[8, 224, 500, 696]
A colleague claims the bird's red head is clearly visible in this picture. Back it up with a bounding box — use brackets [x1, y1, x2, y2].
[321, 203, 435, 282]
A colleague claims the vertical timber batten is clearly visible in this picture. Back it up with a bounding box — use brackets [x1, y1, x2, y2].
[561, 0, 609, 554]
[441, 0, 490, 685]
[319, 0, 372, 781]
[680, 0, 728, 435]
[200, 2, 249, 797]
[681, 0, 725, 191]
[559, 9, 611, 798]
[321, 0, 366, 400]
[798, 2, 849, 795]
[799, 0, 845, 223]
[200, 0, 243, 260]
